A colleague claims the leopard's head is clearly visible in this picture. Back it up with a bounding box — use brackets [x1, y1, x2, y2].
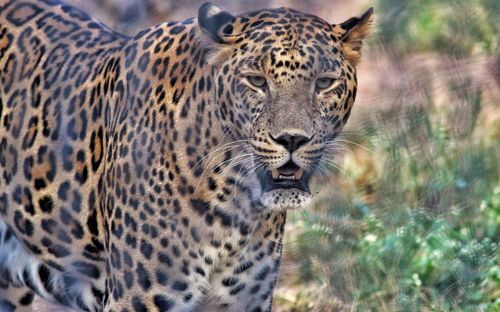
[198, 3, 373, 210]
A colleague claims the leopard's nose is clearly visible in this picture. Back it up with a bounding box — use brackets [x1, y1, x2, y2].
[270, 133, 312, 153]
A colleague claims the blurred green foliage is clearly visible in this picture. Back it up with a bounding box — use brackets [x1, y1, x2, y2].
[376, 0, 499, 56]
[279, 1, 499, 309]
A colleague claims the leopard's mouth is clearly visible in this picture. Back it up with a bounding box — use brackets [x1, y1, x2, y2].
[259, 161, 311, 193]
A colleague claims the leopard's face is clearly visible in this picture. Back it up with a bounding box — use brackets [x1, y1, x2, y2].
[201, 5, 373, 210]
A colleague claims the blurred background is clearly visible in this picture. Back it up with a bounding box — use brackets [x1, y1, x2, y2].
[63, 0, 499, 310]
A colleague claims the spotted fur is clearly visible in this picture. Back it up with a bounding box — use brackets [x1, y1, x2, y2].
[0, 1, 373, 311]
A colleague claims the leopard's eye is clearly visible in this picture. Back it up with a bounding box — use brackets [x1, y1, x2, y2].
[315, 77, 335, 92]
[247, 76, 267, 89]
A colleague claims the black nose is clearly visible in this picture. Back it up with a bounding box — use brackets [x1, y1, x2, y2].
[271, 133, 312, 152]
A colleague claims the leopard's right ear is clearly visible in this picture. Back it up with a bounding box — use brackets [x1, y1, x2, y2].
[198, 2, 236, 44]
[335, 7, 374, 66]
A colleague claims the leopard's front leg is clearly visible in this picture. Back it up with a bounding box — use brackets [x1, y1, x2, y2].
[201, 212, 286, 312]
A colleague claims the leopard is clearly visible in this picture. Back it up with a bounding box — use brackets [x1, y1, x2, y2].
[0, 0, 373, 311]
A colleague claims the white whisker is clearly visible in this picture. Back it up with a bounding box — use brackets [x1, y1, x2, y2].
[335, 138, 373, 153]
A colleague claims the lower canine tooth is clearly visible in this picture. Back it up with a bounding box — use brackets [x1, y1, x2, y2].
[295, 169, 304, 179]
[271, 169, 279, 179]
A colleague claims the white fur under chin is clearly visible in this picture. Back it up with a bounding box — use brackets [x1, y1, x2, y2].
[261, 189, 312, 211]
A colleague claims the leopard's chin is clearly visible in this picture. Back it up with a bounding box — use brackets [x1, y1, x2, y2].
[261, 189, 312, 211]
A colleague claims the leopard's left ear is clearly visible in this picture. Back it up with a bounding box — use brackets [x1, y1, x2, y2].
[336, 7, 374, 66]
[198, 2, 236, 44]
